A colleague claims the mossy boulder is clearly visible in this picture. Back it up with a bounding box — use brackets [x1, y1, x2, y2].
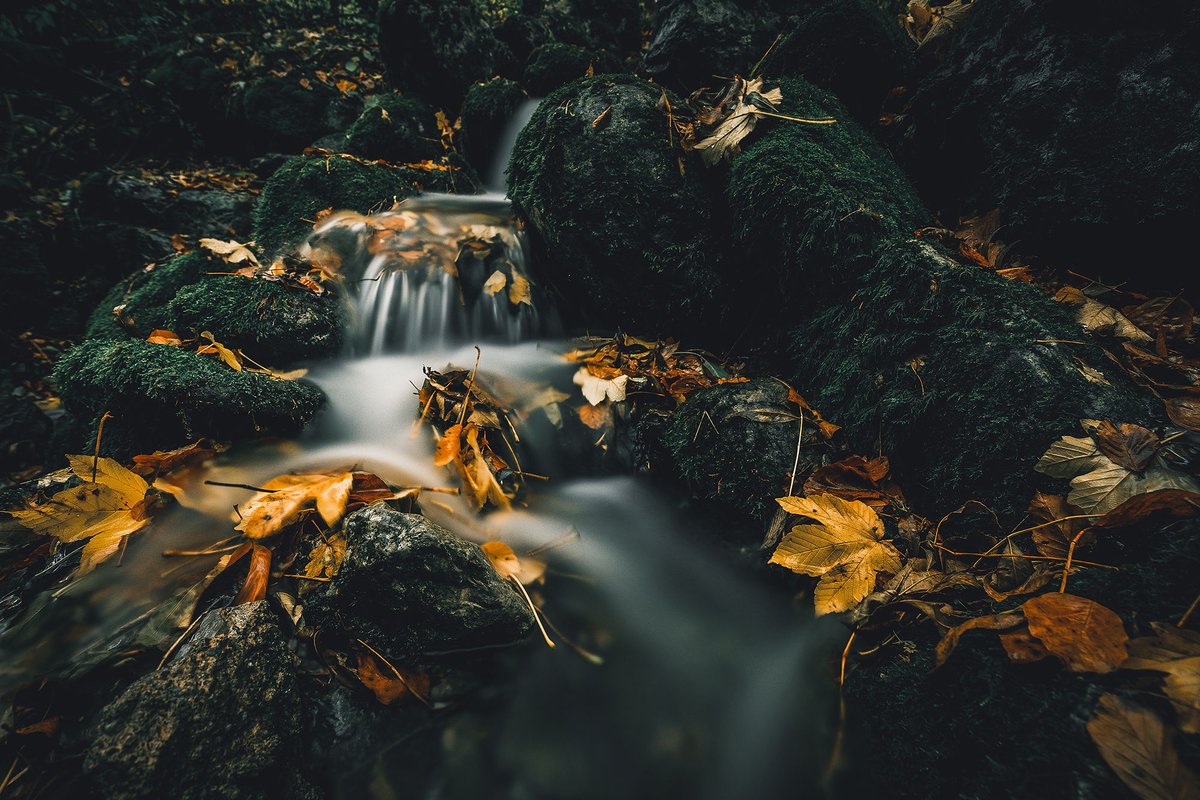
[522, 42, 615, 97]
[460, 78, 527, 176]
[341, 93, 442, 163]
[663, 378, 831, 521]
[241, 76, 359, 154]
[86, 251, 214, 341]
[378, 0, 497, 110]
[53, 338, 324, 457]
[760, 0, 913, 124]
[642, 0, 781, 91]
[493, 12, 556, 79]
[507, 74, 727, 338]
[788, 238, 1151, 519]
[727, 77, 925, 315]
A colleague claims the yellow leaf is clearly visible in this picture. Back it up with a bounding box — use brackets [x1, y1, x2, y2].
[305, 532, 347, 580]
[481, 540, 546, 585]
[65, 454, 149, 503]
[508, 271, 533, 306]
[482, 270, 507, 295]
[235, 472, 354, 539]
[198, 331, 242, 371]
[434, 423, 462, 468]
[812, 545, 902, 615]
[199, 238, 260, 267]
[1125, 623, 1200, 735]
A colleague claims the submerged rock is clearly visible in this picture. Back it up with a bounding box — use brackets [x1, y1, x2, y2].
[897, 0, 1200, 291]
[307, 504, 532, 657]
[508, 74, 726, 337]
[53, 337, 324, 457]
[84, 602, 304, 800]
[341, 93, 443, 164]
[378, 0, 497, 110]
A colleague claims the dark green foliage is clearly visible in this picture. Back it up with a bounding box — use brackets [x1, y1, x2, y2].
[728, 77, 925, 310]
[761, 0, 913, 124]
[85, 251, 213, 341]
[341, 93, 442, 163]
[663, 379, 829, 521]
[168, 277, 346, 364]
[460, 78, 527, 175]
[522, 43, 608, 96]
[377, 0, 497, 110]
[493, 12, 556, 78]
[252, 155, 419, 256]
[53, 338, 325, 456]
[789, 238, 1151, 519]
[507, 74, 726, 338]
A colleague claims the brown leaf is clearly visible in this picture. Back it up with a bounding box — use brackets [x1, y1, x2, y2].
[1124, 623, 1200, 734]
[802, 455, 895, 509]
[354, 650, 430, 706]
[1026, 491, 1089, 559]
[999, 624, 1051, 665]
[233, 544, 271, 605]
[434, 423, 462, 468]
[1092, 489, 1200, 531]
[577, 403, 611, 430]
[131, 439, 225, 477]
[1086, 420, 1160, 472]
[936, 612, 1024, 666]
[1087, 693, 1200, 800]
[235, 472, 354, 539]
[146, 329, 184, 346]
[1166, 397, 1200, 431]
[1022, 593, 1129, 673]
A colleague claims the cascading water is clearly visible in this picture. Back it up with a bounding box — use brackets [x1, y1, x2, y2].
[0, 111, 838, 799]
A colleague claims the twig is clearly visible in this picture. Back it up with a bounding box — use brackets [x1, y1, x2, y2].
[754, 109, 836, 125]
[508, 576, 555, 648]
[204, 480, 270, 493]
[823, 628, 857, 785]
[92, 411, 113, 481]
[1034, 339, 1088, 345]
[750, 31, 783, 78]
[158, 613, 205, 670]
[787, 412, 805, 497]
[1178, 588, 1200, 628]
[933, 542, 1116, 570]
[282, 573, 330, 582]
[1060, 528, 1094, 592]
[458, 346, 482, 427]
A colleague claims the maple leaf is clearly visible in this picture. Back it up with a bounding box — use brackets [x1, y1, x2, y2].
[304, 531, 346, 581]
[11, 454, 153, 574]
[235, 472, 354, 539]
[1124, 623, 1200, 734]
[1088, 693, 1200, 800]
[769, 493, 903, 615]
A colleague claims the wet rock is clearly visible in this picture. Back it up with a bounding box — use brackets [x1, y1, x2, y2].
[642, 0, 781, 91]
[507, 74, 727, 338]
[307, 504, 532, 657]
[378, 0, 497, 111]
[241, 75, 359, 154]
[341, 93, 442, 164]
[84, 602, 304, 800]
[760, 0, 913, 124]
[459, 78, 527, 176]
[53, 337, 324, 457]
[543, 0, 644, 54]
[896, 0, 1200, 292]
[663, 378, 830, 521]
[74, 168, 255, 238]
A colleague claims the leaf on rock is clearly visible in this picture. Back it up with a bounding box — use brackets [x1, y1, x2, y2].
[304, 531, 346, 581]
[1022, 593, 1129, 673]
[131, 439, 226, 477]
[509, 271, 533, 306]
[1055, 287, 1152, 343]
[354, 650, 430, 707]
[1035, 435, 1106, 479]
[802, 455, 896, 509]
[1124, 623, 1200, 735]
[235, 472, 354, 539]
[199, 237, 261, 267]
[146, 329, 184, 346]
[1166, 398, 1200, 432]
[1087, 693, 1200, 800]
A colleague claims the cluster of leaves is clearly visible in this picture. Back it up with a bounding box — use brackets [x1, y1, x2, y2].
[138, 327, 306, 380]
[900, 0, 976, 54]
[201, 236, 337, 295]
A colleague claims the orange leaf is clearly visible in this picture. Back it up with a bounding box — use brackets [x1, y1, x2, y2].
[434, 423, 462, 467]
[1021, 593, 1128, 673]
[233, 544, 271, 605]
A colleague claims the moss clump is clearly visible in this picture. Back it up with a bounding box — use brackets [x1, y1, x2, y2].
[341, 94, 442, 164]
[642, 0, 781, 90]
[728, 77, 926, 311]
[241, 76, 357, 153]
[460, 78, 527, 175]
[522, 43, 605, 96]
[167, 277, 346, 364]
[251, 155, 421, 256]
[507, 74, 727, 338]
[789, 238, 1151, 519]
[377, 0, 497, 110]
[760, 0, 913, 124]
[53, 339, 325, 457]
[85, 251, 214, 340]
[663, 379, 831, 521]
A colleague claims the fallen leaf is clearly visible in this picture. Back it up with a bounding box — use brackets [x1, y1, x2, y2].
[1022, 593, 1128, 673]
[936, 612, 1023, 666]
[1087, 693, 1200, 800]
[146, 329, 184, 346]
[508, 271, 532, 306]
[573, 367, 628, 406]
[1084, 419, 1159, 472]
[434, 423, 462, 468]
[1026, 491, 1090, 559]
[1035, 435, 1107, 479]
[197, 331, 242, 372]
[1068, 459, 1200, 515]
[233, 544, 271, 605]
[1092, 490, 1200, 531]
[482, 270, 507, 295]
[235, 472, 354, 539]
[354, 650, 429, 706]
[1056, 287, 1152, 343]
[802, 455, 895, 509]
[481, 540, 546, 585]
[1124, 623, 1200, 734]
[199, 237, 260, 267]
[999, 624, 1052, 665]
[131, 439, 225, 477]
[1166, 398, 1200, 432]
[304, 531, 346, 580]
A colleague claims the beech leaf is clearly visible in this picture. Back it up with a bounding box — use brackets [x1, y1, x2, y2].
[1087, 693, 1200, 800]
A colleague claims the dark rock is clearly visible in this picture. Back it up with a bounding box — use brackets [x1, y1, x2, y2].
[84, 602, 303, 800]
[378, 0, 497, 111]
[760, 0, 913, 124]
[0, 370, 52, 475]
[522, 42, 616, 97]
[306, 504, 532, 657]
[493, 13, 556, 79]
[507, 74, 727, 338]
[663, 378, 830, 521]
[460, 78, 527, 176]
[0, 218, 52, 333]
[545, 0, 644, 54]
[75, 169, 256, 238]
[642, 0, 781, 91]
[53, 337, 325, 457]
[341, 93, 442, 164]
[897, 0, 1200, 292]
[241, 76, 359, 154]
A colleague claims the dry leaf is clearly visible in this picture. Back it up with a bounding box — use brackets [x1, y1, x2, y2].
[481, 540, 546, 585]
[802, 456, 895, 509]
[509, 271, 532, 306]
[199, 237, 261, 267]
[999, 624, 1051, 665]
[354, 650, 429, 706]
[936, 611, 1024, 666]
[1124, 623, 1200, 734]
[482, 270, 507, 295]
[573, 367, 628, 406]
[146, 329, 184, 346]
[197, 331, 242, 372]
[434, 423, 462, 468]
[1092, 490, 1200, 531]
[1084, 419, 1159, 473]
[1055, 287, 1152, 343]
[235, 472, 354, 539]
[233, 544, 272, 605]
[1087, 693, 1200, 800]
[1022, 593, 1128, 673]
[304, 531, 346, 580]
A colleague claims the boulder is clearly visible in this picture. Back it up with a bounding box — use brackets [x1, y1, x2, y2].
[507, 74, 727, 338]
[53, 337, 325, 457]
[241, 76, 359, 155]
[340, 93, 443, 164]
[896, 0, 1200, 292]
[306, 504, 532, 657]
[493, 13, 556, 79]
[378, 0, 497, 111]
[642, 0, 781, 91]
[522, 42, 616, 97]
[459, 78, 527, 176]
[84, 602, 305, 800]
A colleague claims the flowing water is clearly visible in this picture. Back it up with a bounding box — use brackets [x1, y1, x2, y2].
[0, 111, 838, 798]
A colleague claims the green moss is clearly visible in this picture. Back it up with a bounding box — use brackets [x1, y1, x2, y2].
[522, 43, 600, 96]
[85, 252, 213, 340]
[53, 339, 325, 457]
[663, 379, 831, 521]
[251, 155, 421, 256]
[241, 76, 355, 153]
[341, 94, 442, 163]
[727, 77, 926, 309]
[507, 74, 727, 338]
[460, 78, 526, 174]
[788, 238, 1150, 519]
[167, 277, 346, 365]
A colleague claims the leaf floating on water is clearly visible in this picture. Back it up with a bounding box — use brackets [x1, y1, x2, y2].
[1087, 693, 1200, 800]
[235, 472, 354, 539]
[482, 270, 507, 295]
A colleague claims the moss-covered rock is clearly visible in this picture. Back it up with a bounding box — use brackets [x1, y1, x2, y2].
[378, 0, 497, 110]
[251, 155, 421, 256]
[727, 77, 925, 312]
[241, 75, 359, 154]
[341, 93, 442, 163]
[493, 12, 557, 79]
[507, 74, 727, 337]
[760, 0, 913, 124]
[642, 0, 781, 90]
[522, 42, 614, 97]
[460, 78, 527, 176]
[85, 251, 214, 341]
[788, 238, 1151, 519]
[663, 379, 831, 521]
[53, 338, 325, 457]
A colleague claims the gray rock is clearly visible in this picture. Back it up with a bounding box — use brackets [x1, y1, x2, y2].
[84, 602, 303, 800]
[307, 504, 532, 657]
